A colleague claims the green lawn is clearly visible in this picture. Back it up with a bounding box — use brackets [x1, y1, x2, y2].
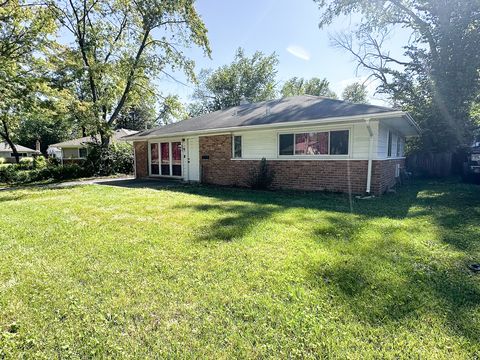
[0, 180, 479, 358]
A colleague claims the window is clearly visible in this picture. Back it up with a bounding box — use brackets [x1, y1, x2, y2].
[151, 141, 182, 177]
[330, 130, 349, 155]
[387, 131, 393, 157]
[396, 136, 402, 157]
[279, 130, 349, 156]
[279, 134, 294, 155]
[295, 132, 328, 155]
[172, 142, 182, 176]
[150, 143, 159, 175]
[160, 142, 170, 175]
[233, 136, 242, 158]
[79, 148, 87, 158]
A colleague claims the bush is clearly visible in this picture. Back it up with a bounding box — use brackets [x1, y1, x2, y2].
[18, 157, 34, 169]
[247, 158, 275, 190]
[0, 158, 5, 165]
[0, 163, 91, 185]
[33, 156, 47, 169]
[85, 143, 134, 176]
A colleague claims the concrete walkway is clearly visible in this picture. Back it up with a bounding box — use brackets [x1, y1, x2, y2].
[0, 176, 135, 192]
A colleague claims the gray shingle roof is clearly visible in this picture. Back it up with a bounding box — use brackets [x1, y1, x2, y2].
[126, 95, 400, 139]
[50, 129, 138, 148]
[0, 142, 38, 153]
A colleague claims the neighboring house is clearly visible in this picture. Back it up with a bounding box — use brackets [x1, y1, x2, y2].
[48, 129, 138, 163]
[0, 142, 39, 163]
[123, 96, 420, 195]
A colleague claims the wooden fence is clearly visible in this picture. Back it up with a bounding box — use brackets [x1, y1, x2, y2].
[406, 152, 453, 177]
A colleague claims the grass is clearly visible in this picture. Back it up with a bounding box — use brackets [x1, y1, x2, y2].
[0, 179, 479, 358]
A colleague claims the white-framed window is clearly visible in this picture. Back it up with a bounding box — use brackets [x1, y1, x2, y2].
[149, 141, 182, 177]
[278, 130, 349, 156]
[233, 135, 242, 158]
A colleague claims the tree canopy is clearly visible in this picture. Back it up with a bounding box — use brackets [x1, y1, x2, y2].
[191, 48, 279, 115]
[51, 0, 210, 144]
[281, 77, 337, 98]
[342, 82, 368, 104]
[0, 0, 58, 161]
[315, 0, 480, 152]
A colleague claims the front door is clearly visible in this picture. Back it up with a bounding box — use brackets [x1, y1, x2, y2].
[185, 137, 200, 181]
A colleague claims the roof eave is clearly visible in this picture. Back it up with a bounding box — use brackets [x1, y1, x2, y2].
[121, 111, 407, 141]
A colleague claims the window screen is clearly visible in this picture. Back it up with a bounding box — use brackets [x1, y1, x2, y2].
[279, 134, 294, 155]
[330, 131, 349, 155]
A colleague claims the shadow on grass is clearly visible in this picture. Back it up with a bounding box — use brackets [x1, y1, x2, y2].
[8, 177, 479, 341]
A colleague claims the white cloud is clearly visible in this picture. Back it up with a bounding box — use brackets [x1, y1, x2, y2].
[286, 45, 311, 61]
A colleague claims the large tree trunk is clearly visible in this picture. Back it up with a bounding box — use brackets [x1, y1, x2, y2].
[5, 137, 20, 164]
[0, 118, 20, 163]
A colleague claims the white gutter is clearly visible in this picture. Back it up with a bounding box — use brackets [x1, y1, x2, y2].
[365, 118, 374, 195]
[122, 111, 407, 141]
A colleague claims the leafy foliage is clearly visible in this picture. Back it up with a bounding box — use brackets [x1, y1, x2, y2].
[247, 158, 275, 190]
[156, 95, 188, 125]
[342, 82, 368, 103]
[0, 163, 89, 184]
[192, 48, 279, 115]
[315, 0, 480, 152]
[0, 0, 58, 162]
[50, 0, 211, 144]
[281, 77, 337, 98]
[85, 142, 134, 176]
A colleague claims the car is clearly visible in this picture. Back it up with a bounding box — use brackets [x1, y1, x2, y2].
[462, 147, 480, 183]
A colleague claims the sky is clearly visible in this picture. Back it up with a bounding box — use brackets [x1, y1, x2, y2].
[157, 0, 412, 106]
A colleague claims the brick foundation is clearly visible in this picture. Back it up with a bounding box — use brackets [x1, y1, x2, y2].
[134, 141, 148, 178]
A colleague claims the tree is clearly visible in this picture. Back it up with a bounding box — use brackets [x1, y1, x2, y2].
[281, 77, 337, 98]
[51, 0, 210, 145]
[0, 0, 57, 162]
[192, 48, 279, 115]
[342, 82, 368, 103]
[315, 0, 480, 152]
[156, 95, 188, 125]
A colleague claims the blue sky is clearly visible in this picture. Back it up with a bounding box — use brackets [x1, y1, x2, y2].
[160, 0, 411, 106]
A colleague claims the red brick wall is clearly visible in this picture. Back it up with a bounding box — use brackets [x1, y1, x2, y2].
[372, 158, 405, 194]
[134, 141, 148, 178]
[199, 134, 404, 195]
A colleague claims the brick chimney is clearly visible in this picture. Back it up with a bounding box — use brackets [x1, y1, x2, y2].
[36, 139, 41, 152]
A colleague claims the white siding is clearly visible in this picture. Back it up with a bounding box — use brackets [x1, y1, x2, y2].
[232, 121, 378, 160]
[377, 122, 406, 159]
[237, 130, 277, 159]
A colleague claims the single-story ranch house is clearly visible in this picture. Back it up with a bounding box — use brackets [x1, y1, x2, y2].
[123, 95, 420, 195]
[49, 128, 138, 163]
[0, 142, 39, 163]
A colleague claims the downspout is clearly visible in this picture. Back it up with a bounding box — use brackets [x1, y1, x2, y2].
[365, 118, 374, 195]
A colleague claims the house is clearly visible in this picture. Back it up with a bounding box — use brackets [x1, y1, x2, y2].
[48, 129, 138, 163]
[123, 96, 420, 195]
[0, 142, 39, 163]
